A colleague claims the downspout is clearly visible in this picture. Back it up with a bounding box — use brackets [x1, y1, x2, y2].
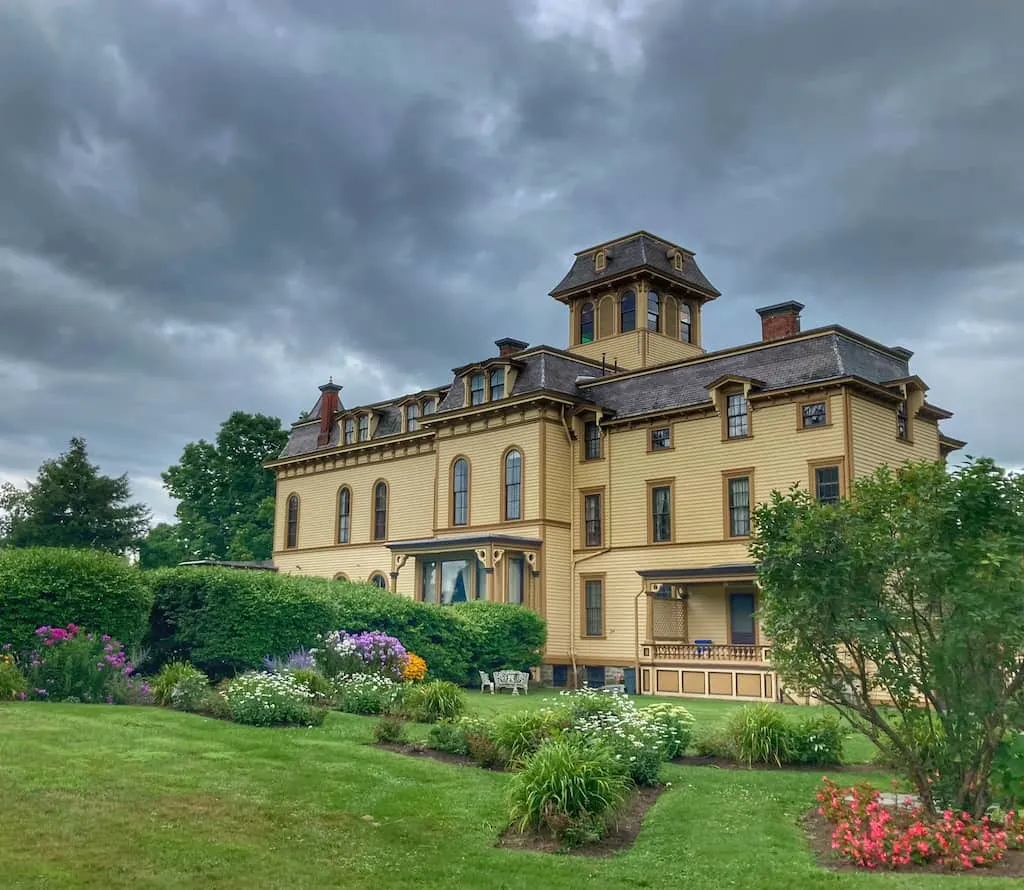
[560, 405, 578, 682]
[633, 587, 646, 697]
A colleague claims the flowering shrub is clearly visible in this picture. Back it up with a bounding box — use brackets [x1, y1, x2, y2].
[817, 777, 1024, 870]
[332, 673, 403, 715]
[262, 648, 316, 673]
[151, 660, 208, 707]
[402, 652, 427, 682]
[313, 630, 409, 681]
[225, 672, 325, 726]
[558, 687, 630, 720]
[640, 703, 696, 760]
[0, 650, 27, 700]
[22, 625, 148, 704]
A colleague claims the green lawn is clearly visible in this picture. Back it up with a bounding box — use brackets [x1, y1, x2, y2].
[0, 699, 977, 890]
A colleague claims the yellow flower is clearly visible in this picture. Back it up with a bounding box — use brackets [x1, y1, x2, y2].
[402, 653, 427, 682]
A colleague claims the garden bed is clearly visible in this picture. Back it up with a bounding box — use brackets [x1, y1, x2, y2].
[375, 741, 508, 771]
[497, 785, 666, 857]
[801, 808, 1024, 878]
[673, 754, 876, 773]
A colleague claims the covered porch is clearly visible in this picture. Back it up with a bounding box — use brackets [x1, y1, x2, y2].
[635, 564, 779, 701]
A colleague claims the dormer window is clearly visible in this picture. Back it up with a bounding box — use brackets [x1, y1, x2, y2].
[422, 397, 436, 416]
[672, 251, 684, 272]
[406, 403, 420, 432]
[469, 373, 485, 406]
[357, 415, 369, 442]
[647, 292, 660, 332]
[344, 418, 355, 445]
[489, 368, 505, 400]
[594, 250, 607, 272]
[580, 301, 595, 344]
[726, 394, 749, 438]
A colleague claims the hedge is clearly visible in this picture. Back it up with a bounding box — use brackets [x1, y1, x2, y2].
[0, 548, 153, 652]
[450, 601, 546, 675]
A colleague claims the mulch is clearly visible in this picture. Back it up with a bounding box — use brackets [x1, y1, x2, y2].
[671, 754, 878, 773]
[802, 808, 1024, 878]
[374, 741, 509, 771]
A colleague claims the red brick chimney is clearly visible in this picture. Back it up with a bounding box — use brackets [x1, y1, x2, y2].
[495, 337, 529, 357]
[317, 378, 342, 447]
[756, 301, 805, 341]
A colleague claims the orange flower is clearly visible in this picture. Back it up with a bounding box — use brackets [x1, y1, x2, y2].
[402, 653, 427, 682]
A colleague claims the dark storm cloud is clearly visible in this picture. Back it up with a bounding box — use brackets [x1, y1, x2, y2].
[0, 0, 1022, 520]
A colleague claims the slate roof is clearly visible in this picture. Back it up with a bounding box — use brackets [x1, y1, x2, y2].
[550, 232, 720, 299]
[580, 329, 911, 420]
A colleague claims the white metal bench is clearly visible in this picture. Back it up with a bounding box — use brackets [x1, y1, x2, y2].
[492, 669, 529, 695]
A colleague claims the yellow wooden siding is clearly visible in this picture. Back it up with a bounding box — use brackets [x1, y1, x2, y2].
[645, 330, 703, 365]
[541, 525, 572, 655]
[849, 393, 942, 477]
[542, 419, 573, 523]
[572, 331, 644, 370]
[274, 544, 405, 591]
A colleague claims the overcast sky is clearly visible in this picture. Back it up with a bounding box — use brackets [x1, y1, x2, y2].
[1, 0, 1022, 524]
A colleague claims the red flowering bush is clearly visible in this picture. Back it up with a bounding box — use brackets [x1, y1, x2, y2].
[817, 778, 1024, 871]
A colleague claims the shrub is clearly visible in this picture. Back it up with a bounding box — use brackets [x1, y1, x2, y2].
[401, 680, 465, 724]
[288, 668, 334, 704]
[314, 629, 408, 681]
[449, 601, 546, 677]
[725, 704, 794, 767]
[225, 672, 325, 726]
[571, 705, 667, 787]
[0, 548, 152, 654]
[0, 651, 27, 701]
[693, 724, 738, 760]
[332, 674, 403, 716]
[402, 652, 427, 682]
[373, 714, 408, 744]
[151, 660, 208, 707]
[789, 711, 845, 766]
[492, 708, 569, 763]
[262, 648, 316, 672]
[558, 687, 630, 721]
[201, 689, 232, 720]
[641, 703, 696, 759]
[458, 715, 504, 767]
[426, 721, 470, 756]
[508, 735, 628, 847]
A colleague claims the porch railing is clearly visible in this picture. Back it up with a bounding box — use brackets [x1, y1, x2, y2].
[651, 643, 771, 664]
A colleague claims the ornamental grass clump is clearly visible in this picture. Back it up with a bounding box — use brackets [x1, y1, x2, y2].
[400, 679, 465, 723]
[508, 735, 628, 847]
[492, 707, 570, 764]
[313, 630, 409, 681]
[151, 660, 208, 708]
[225, 671, 325, 726]
[725, 703, 795, 767]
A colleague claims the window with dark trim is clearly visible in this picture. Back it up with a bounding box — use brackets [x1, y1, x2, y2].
[650, 427, 671, 450]
[815, 465, 841, 505]
[647, 291, 660, 332]
[729, 592, 756, 645]
[422, 398, 436, 416]
[406, 402, 420, 432]
[651, 485, 672, 542]
[584, 493, 602, 547]
[584, 579, 603, 636]
[728, 476, 751, 537]
[508, 557, 524, 605]
[897, 400, 909, 440]
[580, 301, 595, 343]
[358, 415, 369, 441]
[337, 487, 351, 544]
[504, 450, 521, 521]
[370, 573, 388, 589]
[802, 401, 827, 428]
[286, 495, 299, 549]
[469, 374, 485, 406]
[726, 394, 749, 438]
[680, 301, 691, 342]
[620, 290, 636, 332]
[583, 421, 601, 460]
[452, 459, 469, 526]
[489, 369, 504, 400]
[373, 481, 388, 541]
[344, 418, 355, 445]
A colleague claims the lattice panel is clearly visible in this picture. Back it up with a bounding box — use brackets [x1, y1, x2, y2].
[652, 598, 687, 640]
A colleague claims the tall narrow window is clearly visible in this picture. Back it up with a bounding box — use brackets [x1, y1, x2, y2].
[728, 476, 751, 537]
[421, 559, 437, 604]
[422, 398, 436, 416]
[373, 481, 388, 541]
[504, 449, 522, 521]
[452, 458, 469, 526]
[406, 403, 419, 432]
[489, 369, 505, 400]
[583, 421, 601, 460]
[729, 592, 756, 645]
[897, 400, 909, 440]
[286, 495, 299, 549]
[508, 557, 524, 605]
[584, 579, 604, 637]
[469, 374, 485, 406]
[726, 394, 749, 438]
[344, 418, 355, 445]
[358, 415, 369, 441]
[620, 290, 636, 332]
[580, 301, 595, 343]
[584, 493, 602, 547]
[647, 291, 660, 332]
[680, 301, 691, 342]
[651, 485, 672, 543]
[815, 465, 841, 505]
[337, 487, 351, 544]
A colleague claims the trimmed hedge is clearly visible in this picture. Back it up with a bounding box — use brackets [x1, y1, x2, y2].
[0, 548, 152, 652]
[449, 601, 546, 675]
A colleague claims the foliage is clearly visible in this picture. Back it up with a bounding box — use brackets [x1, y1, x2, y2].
[161, 411, 288, 561]
[169, 672, 210, 712]
[990, 731, 1024, 811]
[426, 721, 470, 756]
[638, 703, 696, 760]
[313, 629, 409, 681]
[788, 712, 845, 766]
[457, 715, 505, 768]
[571, 703, 671, 787]
[0, 651, 27, 700]
[151, 660, 208, 708]
[492, 707, 570, 763]
[0, 438, 150, 555]
[372, 714, 408, 744]
[400, 680, 465, 724]
[753, 458, 1024, 817]
[402, 652, 427, 682]
[225, 671, 325, 726]
[332, 674, 403, 716]
[22, 624, 148, 704]
[693, 724, 739, 760]
[202, 689, 232, 720]
[724, 704, 795, 767]
[287, 668, 334, 704]
[138, 523, 188, 570]
[817, 778, 1024, 871]
[508, 735, 628, 847]
[448, 601, 546, 675]
[558, 687, 631, 720]
[262, 648, 316, 673]
[0, 548, 153, 654]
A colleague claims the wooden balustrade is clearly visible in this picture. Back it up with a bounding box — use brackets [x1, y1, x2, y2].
[651, 643, 771, 664]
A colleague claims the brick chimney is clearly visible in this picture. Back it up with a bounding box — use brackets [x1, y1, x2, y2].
[495, 337, 529, 357]
[756, 301, 805, 341]
[317, 378, 342, 447]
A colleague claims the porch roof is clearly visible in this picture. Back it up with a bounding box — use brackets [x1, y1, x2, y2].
[637, 563, 757, 583]
[386, 534, 542, 553]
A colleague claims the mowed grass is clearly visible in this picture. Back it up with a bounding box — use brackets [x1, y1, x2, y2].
[0, 697, 968, 890]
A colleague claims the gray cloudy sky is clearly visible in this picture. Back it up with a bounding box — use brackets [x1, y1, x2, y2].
[1, 0, 1022, 523]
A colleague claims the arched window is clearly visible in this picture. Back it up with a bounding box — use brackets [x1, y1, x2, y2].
[680, 301, 691, 343]
[620, 290, 636, 332]
[369, 573, 388, 589]
[286, 494, 299, 549]
[372, 481, 388, 541]
[647, 291, 660, 332]
[504, 449, 522, 521]
[452, 458, 469, 526]
[337, 487, 351, 544]
[579, 301, 595, 344]
[333, 572, 349, 582]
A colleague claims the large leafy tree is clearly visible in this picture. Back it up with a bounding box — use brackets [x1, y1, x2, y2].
[138, 522, 189, 569]
[752, 458, 1024, 817]
[0, 437, 150, 554]
[162, 412, 287, 561]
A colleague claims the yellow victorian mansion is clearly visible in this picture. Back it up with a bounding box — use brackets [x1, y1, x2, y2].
[268, 231, 963, 700]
